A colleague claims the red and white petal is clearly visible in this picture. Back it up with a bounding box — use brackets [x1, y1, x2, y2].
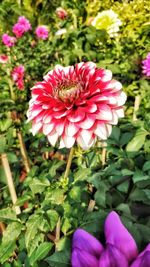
[43, 122, 54, 135]
[65, 121, 79, 136]
[55, 120, 65, 136]
[77, 129, 93, 149]
[85, 103, 97, 113]
[59, 138, 65, 149]
[94, 123, 108, 140]
[116, 91, 127, 106]
[62, 135, 75, 148]
[78, 114, 95, 130]
[96, 105, 113, 121]
[109, 110, 119, 125]
[106, 124, 112, 136]
[101, 70, 112, 82]
[68, 109, 85, 123]
[115, 108, 124, 118]
[32, 122, 42, 136]
[47, 130, 59, 146]
[43, 113, 52, 123]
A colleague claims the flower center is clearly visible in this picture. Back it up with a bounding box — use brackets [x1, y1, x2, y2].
[56, 82, 83, 102]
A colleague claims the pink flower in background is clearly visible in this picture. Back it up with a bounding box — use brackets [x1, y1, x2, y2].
[2, 34, 16, 47]
[12, 65, 25, 90]
[18, 16, 31, 32]
[27, 62, 126, 149]
[13, 23, 26, 38]
[142, 53, 150, 77]
[13, 16, 31, 38]
[0, 55, 9, 64]
[56, 7, 68, 20]
[35, 26, 49, 40]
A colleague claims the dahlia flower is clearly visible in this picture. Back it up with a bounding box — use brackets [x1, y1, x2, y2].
[2, 34, 16, 47]
[12, 65, 25, 90]
[92, 10, 122, 38]
[72, 211, 138, 267]
[0, 54, 8, 64]
[27, 62, 126, 149]
[142, 53, 150, 77]
[56, 7, 68, 20]
[18, 16, 31, 32]
[35, 26, 49, 40]
[13, 23, 26, 38]
[13, 16, 31, 38]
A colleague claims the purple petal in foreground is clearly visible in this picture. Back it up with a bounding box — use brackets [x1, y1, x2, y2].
[105, 211, 138, 262]
[72, 229, 103, 258]
[99, 244, 129, 267]
[72, 248, 99, 267]
[130, 244, 150, 267]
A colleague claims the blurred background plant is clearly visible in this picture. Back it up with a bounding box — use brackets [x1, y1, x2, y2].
[0, 0, 150, 266]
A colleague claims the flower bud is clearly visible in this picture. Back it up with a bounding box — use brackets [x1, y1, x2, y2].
[72, 229, 103, 257]
[99, 244, 129, 267]
[131, 244, 150, 267]
[72, 249, 99, 267]
[105, 211, 138, 262]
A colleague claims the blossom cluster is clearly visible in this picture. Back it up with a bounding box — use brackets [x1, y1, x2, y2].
[1, 16, 50, 46]
[27, 62, 126, 149]
[142, 52, 150, 77]
[72, 211, 150, 267]
[1, 6, 68, 47]
[12, 16, 31, 38]
[92, 10, 122, 38]
[11, 65, 25, 90]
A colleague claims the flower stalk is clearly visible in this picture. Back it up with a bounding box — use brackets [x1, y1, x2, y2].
[101, 142, 107, 166]
[133, 95, 141, 121]
[17, 131, 30, 173]
[64, 147, 74, 179]
[0, 222, 5, 234]
[1, 153, 21, 215]
[55, 217, 61, 251]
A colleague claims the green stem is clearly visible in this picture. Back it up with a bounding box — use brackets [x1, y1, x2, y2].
[8, 78, 15, 101]
[64, 147, 74, 179]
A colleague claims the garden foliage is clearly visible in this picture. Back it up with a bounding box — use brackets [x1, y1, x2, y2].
[0, 0, 150, 266]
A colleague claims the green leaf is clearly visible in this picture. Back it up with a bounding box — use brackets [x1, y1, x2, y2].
[74, 168, 91, 181]
[25, 214, 44, 255]
[7, 152, 18, 163]
[0, 119, 12, 132]
[44, 189, 65, 205]
[0, 136, 7, 153]
[15, 195, 31, 206]
[29, 242, 53, 265]
[143, 160, 150, 171]
[69, 186, 81, 202]
[0, 208, 18, 222]
[110, 127, 121, 142]
[133, 170, 149, 183]
[61, 218, 71, 235]
[29, 178, 50, 194]
[49, 160, 65, 177]
[0, 241, 16, 264]
[46, 210, 59, 231]
[94, 182, 108, 207]
[120, 132, 134, 146]
[45, 250, 71, 267]
[126, 128, 149, 152]
[3, 222, 22, 243]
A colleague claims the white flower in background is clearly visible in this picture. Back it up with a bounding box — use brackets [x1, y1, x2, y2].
[55, 28, 67, 36]
[92, 10, 122, 37]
